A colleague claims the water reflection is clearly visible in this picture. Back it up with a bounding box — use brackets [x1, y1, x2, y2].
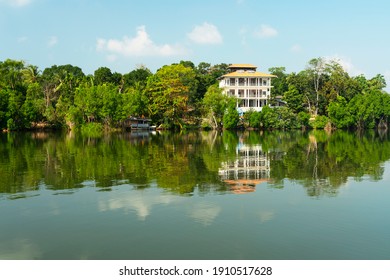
[257, 210, 275, 224]
[1, 130, 390, 198]
[97, 185, 184, 220]
[0, 238, 42, 259]
[219, 136, 270, 194]
[189, 201, 221, 226]
[1, 130, 390, 260]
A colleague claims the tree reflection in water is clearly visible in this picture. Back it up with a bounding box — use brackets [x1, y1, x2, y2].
[1, 129, 390, 198]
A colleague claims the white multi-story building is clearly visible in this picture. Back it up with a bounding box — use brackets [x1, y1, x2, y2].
[219, 64, 276, 113]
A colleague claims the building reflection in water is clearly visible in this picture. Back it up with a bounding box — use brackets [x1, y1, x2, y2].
[219, 141, 270, 194]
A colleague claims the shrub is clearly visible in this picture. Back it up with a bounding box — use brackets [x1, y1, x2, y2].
[223, 105, 239, 129]
[310, 115, 330, 129]
[297, 111, 311, 128]
[7, 118, 16, 131]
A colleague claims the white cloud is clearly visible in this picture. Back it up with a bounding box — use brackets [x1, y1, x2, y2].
[47, 36, 58, 47]
[97, 25, 187, 57]
[187, 22, 223, 45]
[254, 24, 278, 38]
[1, 0, 32, 7]
[290, 44, 302, 53]
[325, 55, 363, 76]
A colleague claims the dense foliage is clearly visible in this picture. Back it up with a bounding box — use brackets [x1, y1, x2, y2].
[2, 130, 390, 197]
[0, 57, 389, 131]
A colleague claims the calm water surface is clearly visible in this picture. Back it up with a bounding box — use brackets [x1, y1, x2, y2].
[1, 130, 389, 259]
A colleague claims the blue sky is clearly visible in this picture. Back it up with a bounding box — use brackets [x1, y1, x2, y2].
[1, 0, 390, 88]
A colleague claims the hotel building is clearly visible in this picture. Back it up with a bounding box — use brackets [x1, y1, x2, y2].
[219, 64, 277, 113]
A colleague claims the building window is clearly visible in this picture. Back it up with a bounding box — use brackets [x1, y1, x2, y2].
[230, 78, 235, 86]
[250, 78, 256, 86]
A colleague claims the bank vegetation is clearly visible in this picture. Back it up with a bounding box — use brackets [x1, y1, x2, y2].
[1, 58, 389, 132]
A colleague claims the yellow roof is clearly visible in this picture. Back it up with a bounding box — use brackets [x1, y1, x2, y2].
[222, 71, 277, 78]
[229, 64, 257, 69]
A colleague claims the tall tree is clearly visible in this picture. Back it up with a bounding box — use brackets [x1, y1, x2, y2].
[94, 67, 113, 85]
[22, 65, 40, 84]
[286, 71, 312, 114]
[146, 64, 197, 129]
[268, 66, 288, 97]
[0, 59, 25, 91]
[123, 66, 152, 91]
[368, 74, 387, 91]
[202, 84, 232, 129]
[306, 57, 327, 116]
[41, 64, 85, 125]
[121, 82, 149, 119]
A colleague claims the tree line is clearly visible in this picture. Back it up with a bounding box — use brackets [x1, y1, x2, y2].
[0, 57, 389, 132]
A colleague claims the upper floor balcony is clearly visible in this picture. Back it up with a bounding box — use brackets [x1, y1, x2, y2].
[226, 77, 271, 87]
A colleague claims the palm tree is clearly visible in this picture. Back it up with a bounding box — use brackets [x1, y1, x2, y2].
[22, 64, 40, 84]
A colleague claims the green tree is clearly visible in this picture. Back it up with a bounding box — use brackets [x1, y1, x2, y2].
[41, 64, 85, 126]
[99, 84, 121, 126]
[21, 82, 45, 127]
[0, 89, 8, 129]
[322, 60, 353, 102]
[284, 85, 305, 113]
[328, 96, 354, 129]
[22, 64, 40, 84]
[202, 84, 231, 129]
[346, 90, 390, 129]
[243, 109, 262, 128]
[286, 71, 312, 114]
[0, 59, 25, 91]
[268, 66, 288, 100]
[94, 67, 113, 85]
[306, 57, 327, 116]
[73, 84, 102, 124]
[123, 66, 152, 91]
[195, 62, 220, 103]
[368, 74, 387, 91]
[259, 106, 301, 130]
[146, 64, 197, 129]
[121, 83, 149, 119]
[6, 89, 26, 129]
[297, 111, 311, 128]
[223, 100, 239, 129]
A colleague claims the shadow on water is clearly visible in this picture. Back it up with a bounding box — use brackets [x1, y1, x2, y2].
[1, 129, 390, 198]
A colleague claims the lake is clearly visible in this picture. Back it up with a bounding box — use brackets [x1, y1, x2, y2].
[1, 130, 389, 260]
